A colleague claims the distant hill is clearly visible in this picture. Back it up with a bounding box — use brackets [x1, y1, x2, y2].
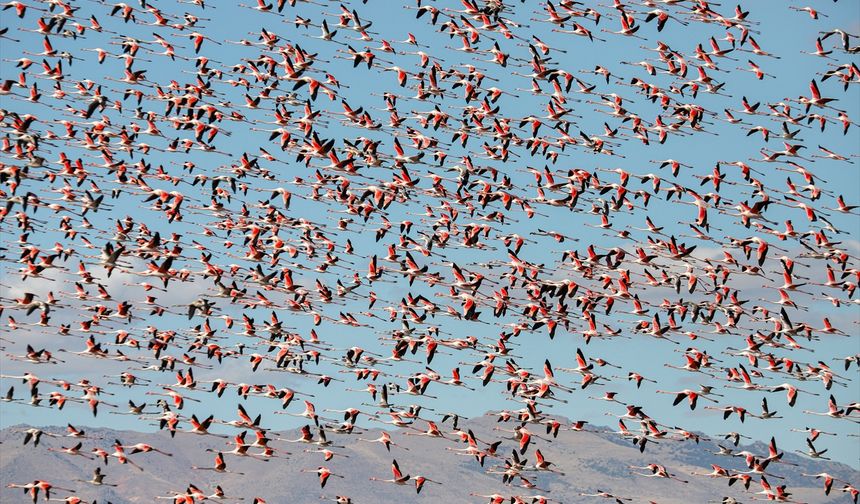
[1, 416, 856, 503]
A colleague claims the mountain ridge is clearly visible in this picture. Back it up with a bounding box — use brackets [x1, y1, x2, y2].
[1, 415, 856, 503]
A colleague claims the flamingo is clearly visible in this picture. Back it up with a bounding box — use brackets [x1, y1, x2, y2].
[0, 2, 857, 503]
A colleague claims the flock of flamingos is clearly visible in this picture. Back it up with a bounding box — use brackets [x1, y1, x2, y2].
[0, 0, 858, 502]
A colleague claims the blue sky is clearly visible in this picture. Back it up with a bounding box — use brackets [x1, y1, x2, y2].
[1, 0, 859, 473]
